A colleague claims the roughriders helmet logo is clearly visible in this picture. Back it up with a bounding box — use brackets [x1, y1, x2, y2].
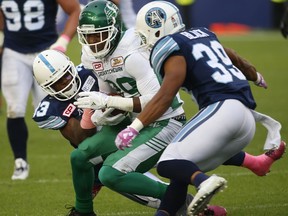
[105, 1, 119, 24]
[145, 7, 166, 28]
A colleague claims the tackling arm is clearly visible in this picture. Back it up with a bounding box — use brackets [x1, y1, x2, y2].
[60, 117, 96, 147]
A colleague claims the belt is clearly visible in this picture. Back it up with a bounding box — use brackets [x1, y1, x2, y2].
[172, 113, 186, 122]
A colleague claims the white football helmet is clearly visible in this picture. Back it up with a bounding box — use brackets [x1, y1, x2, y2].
[33, 50, 81, 101]
[135, 1, 185, 48]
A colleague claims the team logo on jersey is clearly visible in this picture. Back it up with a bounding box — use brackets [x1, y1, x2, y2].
[111, 56, 124, 67]
[145, 7, 166, 28]
[63, 103, 76, 117]
[92, 62, 104, 71]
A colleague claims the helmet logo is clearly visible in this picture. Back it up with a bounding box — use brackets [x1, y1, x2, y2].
[145, 7, 166, 29]
[105, 1, 119, 24]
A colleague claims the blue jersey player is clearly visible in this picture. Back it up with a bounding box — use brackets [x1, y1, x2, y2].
[0, 0, 81, 180]
[32, 50, 175, 215]
[116, 1, 286, 216]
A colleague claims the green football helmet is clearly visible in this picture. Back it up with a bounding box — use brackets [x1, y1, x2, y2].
[77, 0, 123, 58]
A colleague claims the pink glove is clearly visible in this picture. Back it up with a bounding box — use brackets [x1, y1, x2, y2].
[254, 72, 267, 89]
[115, 127, 139, 150]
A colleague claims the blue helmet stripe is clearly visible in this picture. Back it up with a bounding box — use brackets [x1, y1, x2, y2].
[38, 53, 55, 73]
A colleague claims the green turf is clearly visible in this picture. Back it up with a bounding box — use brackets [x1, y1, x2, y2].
[0, 30, 287, 216]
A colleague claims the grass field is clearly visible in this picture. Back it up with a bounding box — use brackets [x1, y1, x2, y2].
[0, 30, 287, 216]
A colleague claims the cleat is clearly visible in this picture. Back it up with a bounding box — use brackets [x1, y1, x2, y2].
[66, 206, 96, 216]
[200, 205, 227, 216]
[187, 175, 227, 216]
[11, 158, 29, 180]
[265, 141, 286, 160]
[176, 194, 227, 216]
[251, 141, 286, 176]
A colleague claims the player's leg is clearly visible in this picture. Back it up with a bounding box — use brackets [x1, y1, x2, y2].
[156, 100, 255, 215]
[2, 48, 32, 180]
[69, 119, 130, 214]
[98, 118, 184, 201]
[223, 140, 286, 176]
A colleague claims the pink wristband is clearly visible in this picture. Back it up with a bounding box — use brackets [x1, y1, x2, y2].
[61, 34, 71, 42]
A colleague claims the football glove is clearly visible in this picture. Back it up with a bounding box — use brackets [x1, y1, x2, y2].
[74, 91, 109, 110]
[254, 72, 267, 89]
[91, 108, 126, 126]
[50, 34, 70, 53]
[115, 127, 139, 150]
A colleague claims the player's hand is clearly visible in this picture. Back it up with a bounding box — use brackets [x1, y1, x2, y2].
[49, 34, 70, 53]
[115, 127, 139, 150]
[91, 108, 126, 126]
[254, 72, 267, 89]
[74, 91, 109, 110]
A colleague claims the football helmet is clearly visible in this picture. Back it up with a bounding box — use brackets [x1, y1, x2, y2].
[135, 1, 185, 48]
[77, 0, 123, 58]
[33, 50, 81, 101]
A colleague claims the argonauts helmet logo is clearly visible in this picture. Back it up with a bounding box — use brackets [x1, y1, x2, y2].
[145, 7, 166, 29]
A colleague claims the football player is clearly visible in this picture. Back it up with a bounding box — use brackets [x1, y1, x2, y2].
[0, 0, 81, 180]
[32, 49, 173, 213]
[116, 1, 286, 215]
[74, 1, 227, 216]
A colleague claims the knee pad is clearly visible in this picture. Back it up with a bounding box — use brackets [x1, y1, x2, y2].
[70, 149, 87, 169]
[98, 166, 124, 189]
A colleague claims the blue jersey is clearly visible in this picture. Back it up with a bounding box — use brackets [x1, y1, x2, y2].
[33, 65, 99, 130]
[150, 27, 256, 110]
[0, 0, 58, 53]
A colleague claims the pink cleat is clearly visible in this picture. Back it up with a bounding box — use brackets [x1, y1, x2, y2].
[200, 205, 227, 216]
[250, 141, 286, 176]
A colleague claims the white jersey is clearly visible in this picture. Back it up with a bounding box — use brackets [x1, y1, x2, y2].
[81, 28, 184, 121]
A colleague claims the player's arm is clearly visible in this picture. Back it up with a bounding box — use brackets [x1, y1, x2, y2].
[136, 55, 186, 128]
[224, 47, 267, 88]
[75, 53, 158, 113]
[57, 0, 80, 39]
[51, 0, 81, 53]
[60, 117, 96, 147]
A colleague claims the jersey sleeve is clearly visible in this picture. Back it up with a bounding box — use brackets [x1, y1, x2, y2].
[33, 97, 80, 130]
[150, 36, 181, 77]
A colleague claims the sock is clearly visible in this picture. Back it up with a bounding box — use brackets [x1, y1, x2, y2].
[70, 149, 94, 213]
[223, 151, 245, 166]
[158, 180, 188, 215]
[155, 211, 169, 216]
[157, 160, 201, 184]
[193, 173, 209, 188]
[99, 166, 168, 199]
[242, 152, 273, 175]
[7, 118, 28, 160]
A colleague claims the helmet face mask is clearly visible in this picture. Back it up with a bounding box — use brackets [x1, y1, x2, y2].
[33, 50, 81, 101]
[77, 0, 122, 58]
[135, 1, 185, 48]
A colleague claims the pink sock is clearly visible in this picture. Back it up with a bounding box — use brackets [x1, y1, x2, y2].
[242, 153, 273, 176]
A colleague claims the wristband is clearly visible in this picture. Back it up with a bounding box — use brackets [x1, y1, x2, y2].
[130, 118, 144, 132]
[107, 96, 134, 112]
[0, 30, 4, 47]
